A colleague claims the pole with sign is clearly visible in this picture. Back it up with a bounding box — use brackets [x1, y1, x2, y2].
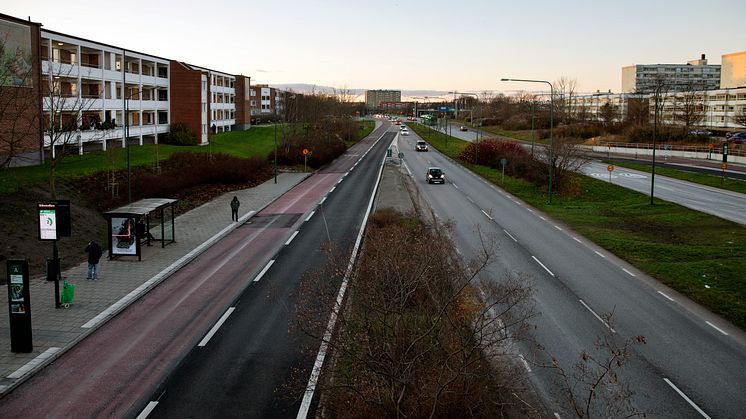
[500, 158, 507, 184]
[608, 164, 614, 183]
[7, 259, 32, 352]
[721, 163, 728, 182]
[37, 201, 71, 308]
[723, 143, 728, 163]
[303, 148, 310, 172]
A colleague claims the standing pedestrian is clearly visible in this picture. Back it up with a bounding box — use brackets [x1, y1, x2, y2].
[85, 240, 103, 280]
[230, 196, 240, 222]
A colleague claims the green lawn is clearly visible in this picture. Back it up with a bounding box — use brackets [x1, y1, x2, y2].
[0, 126, 278, 195]
[608, 160, 746, 195]
[411, 123, 746, 329]
[358, 120, 375, 139]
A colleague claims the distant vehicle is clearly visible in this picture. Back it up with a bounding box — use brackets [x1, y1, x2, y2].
[426, 167, 445, 184]
[395, 121, 401, 125]
[726, 131, 743, 139]
[401, 129, 409, 136]
[730, 132, 746, 143]
[689, 129, 712, 136]
[416, 140, 428, 151]
[459, 126, 468, 132]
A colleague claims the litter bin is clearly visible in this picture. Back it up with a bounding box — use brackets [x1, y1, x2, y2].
[46, 257, 59, 281]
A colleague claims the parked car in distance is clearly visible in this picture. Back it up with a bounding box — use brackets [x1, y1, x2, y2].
[426, 167, 445, 184]
[459, 126, 468, 131]
[730, 132, 746, 143]
[401, 129, 409, 136]
[416, 140, 428, 151]
[689, 129, 713, 136]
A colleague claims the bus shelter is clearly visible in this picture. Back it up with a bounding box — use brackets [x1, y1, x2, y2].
[103, 198, 178, 261]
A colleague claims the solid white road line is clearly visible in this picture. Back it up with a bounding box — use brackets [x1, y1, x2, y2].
[539, 216, 547, 220]
[579, 299, 616, 333]
[518, 354, 532, 372]
[531, 256, 555, 277]
[554, 225, 563, 231]
[526, 208, 534, 213]
[622, 268, 636, 277]
[318, 197, 326, 205]
[572, 236, 582, 243]
[594, 250, 606, 258]
[329, 186, 336, 193]
[467, 196, 475, 203]
[136, 401, 159, 419]
[285, 231, 299, 246]
[253, 260, 275, 282]
[305, 211, 315, 222]
[402, 161, 413, 176]
[481, 210, 493, 221]
[297, 139, 389, 419]
[504, 229, 518, 242]
[7, 347, 61, 379]
[705, 321, 729, 336]
[657, 290, 675, 302]
[198, 307, 236, 347]
[453, 183, 459, 189]
[663, 378, 712, 419]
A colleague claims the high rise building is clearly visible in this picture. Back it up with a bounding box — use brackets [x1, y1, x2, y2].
[622, 54, 721, 93]
[365, 90, 401, 110]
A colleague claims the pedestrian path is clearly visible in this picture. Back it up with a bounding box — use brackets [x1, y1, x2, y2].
[0, 173, 307, 394]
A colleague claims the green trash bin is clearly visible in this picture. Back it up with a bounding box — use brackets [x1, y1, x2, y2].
[60, 280, 75, 307]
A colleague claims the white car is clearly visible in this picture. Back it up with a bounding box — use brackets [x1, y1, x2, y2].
[401, 129, 409, 136]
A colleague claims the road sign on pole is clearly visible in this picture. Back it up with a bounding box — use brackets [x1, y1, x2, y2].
[607, 164, 614, 183]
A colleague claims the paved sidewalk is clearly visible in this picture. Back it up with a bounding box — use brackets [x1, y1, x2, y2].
[0, 173, 307, 394]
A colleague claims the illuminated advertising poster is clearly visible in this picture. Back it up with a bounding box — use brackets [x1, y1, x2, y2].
[0, 19, 33, 88]
[111, 217, 136, 255]
[38, 206, 57, 240]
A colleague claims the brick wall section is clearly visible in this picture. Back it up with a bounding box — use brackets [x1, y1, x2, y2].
[0, 14, 43, 165]
[234, 75, 250, 129]
[169, 61, 202, 142]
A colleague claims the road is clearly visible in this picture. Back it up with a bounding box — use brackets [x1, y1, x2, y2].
[0, 122, 394, 418]
[395, 128, 746, 418]
[581, 160, 746, 225]
[419, 121, 746, 226]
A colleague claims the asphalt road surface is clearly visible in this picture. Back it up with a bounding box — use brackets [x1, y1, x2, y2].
[582, 160, 746, 226]
[397, 129, 746, 418]
[0, 123, 394, 418]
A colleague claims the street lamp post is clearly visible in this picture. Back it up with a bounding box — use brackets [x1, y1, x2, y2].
[501, 78, 554, 203]
[456, 92, 480, 164]
[273, 120, 278, 184]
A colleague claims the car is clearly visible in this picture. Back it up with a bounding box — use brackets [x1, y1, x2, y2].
[415, 140, 428, 151]
[689, 129, 712, 136]
[395, 120, 401, 125]
[459, 126, 468, 132]
[401, 129, 409, 136]
[426, 167, 445, 184]
[729, 132, 746, 144]
[399, 124, 406, 130]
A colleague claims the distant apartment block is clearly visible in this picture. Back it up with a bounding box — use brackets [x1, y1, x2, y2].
[720, 51, 746, 89]
[379, 101, 415, 114]
[250, 84, 282, 118]
[622, 54, 721, 93]
[234, 75, 251, 130]
[365, 90, 401, 110]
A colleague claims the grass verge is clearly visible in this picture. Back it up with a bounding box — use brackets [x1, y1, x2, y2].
[0, 126, 279, 195]
[411, 123, 746, 329]
[608, 160, 746, 195]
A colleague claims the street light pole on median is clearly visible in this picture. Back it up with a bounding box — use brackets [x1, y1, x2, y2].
[501, 78, 554, 204]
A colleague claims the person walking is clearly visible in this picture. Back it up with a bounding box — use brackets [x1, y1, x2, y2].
[230, 196, 240, 222]
[85, 240, 103, 280]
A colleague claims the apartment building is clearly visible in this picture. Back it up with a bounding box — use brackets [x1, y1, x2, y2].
[234, 75, 251, 130]
[249, 84, 282, 118]
[40, 29, 170, 156]
[720, 51, 746, 89]
[365, 89, 401, 110]
[0, 14, 42, 165]
[622, 54, 721, 94]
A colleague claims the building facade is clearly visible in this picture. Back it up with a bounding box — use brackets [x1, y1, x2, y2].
[249, 84, 282, 118]
[365, 89, 401, 110]
[379, 101, 415, 114]
[622, 54, 721, 94]
[234, 75, 251, 130]
[720, 51, 746, 89]
[41, 30, 171, 156]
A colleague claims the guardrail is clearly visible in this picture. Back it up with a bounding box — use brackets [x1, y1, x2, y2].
[589, 140, 746, 164]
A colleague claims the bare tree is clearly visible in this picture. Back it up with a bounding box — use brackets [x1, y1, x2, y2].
[599, 102, 619, 132]
[555, 76, 578, 124]
[673, 81, 705, 130]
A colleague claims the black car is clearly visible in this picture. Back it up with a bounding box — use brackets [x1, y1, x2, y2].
[426, 167, 445, 184]
[416, 140, 428, 151]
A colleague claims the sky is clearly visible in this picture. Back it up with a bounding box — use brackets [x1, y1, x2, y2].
[2, 0, 745, 96]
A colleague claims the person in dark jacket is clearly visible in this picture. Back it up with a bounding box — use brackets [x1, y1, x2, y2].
[230, 196, 240, 222]
[85, 241, 103, 280]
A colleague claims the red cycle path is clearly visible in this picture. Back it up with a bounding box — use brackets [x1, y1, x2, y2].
[0, 124, 388, 417]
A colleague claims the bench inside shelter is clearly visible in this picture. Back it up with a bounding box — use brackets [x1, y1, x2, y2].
[103, 198, 178, 261]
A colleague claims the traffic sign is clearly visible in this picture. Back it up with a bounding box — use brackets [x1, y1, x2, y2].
[708, 143, 714, 150]
[607, 165, 614, 172]
[302, 148, 309, 156]
[721, 163, 728, 170]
